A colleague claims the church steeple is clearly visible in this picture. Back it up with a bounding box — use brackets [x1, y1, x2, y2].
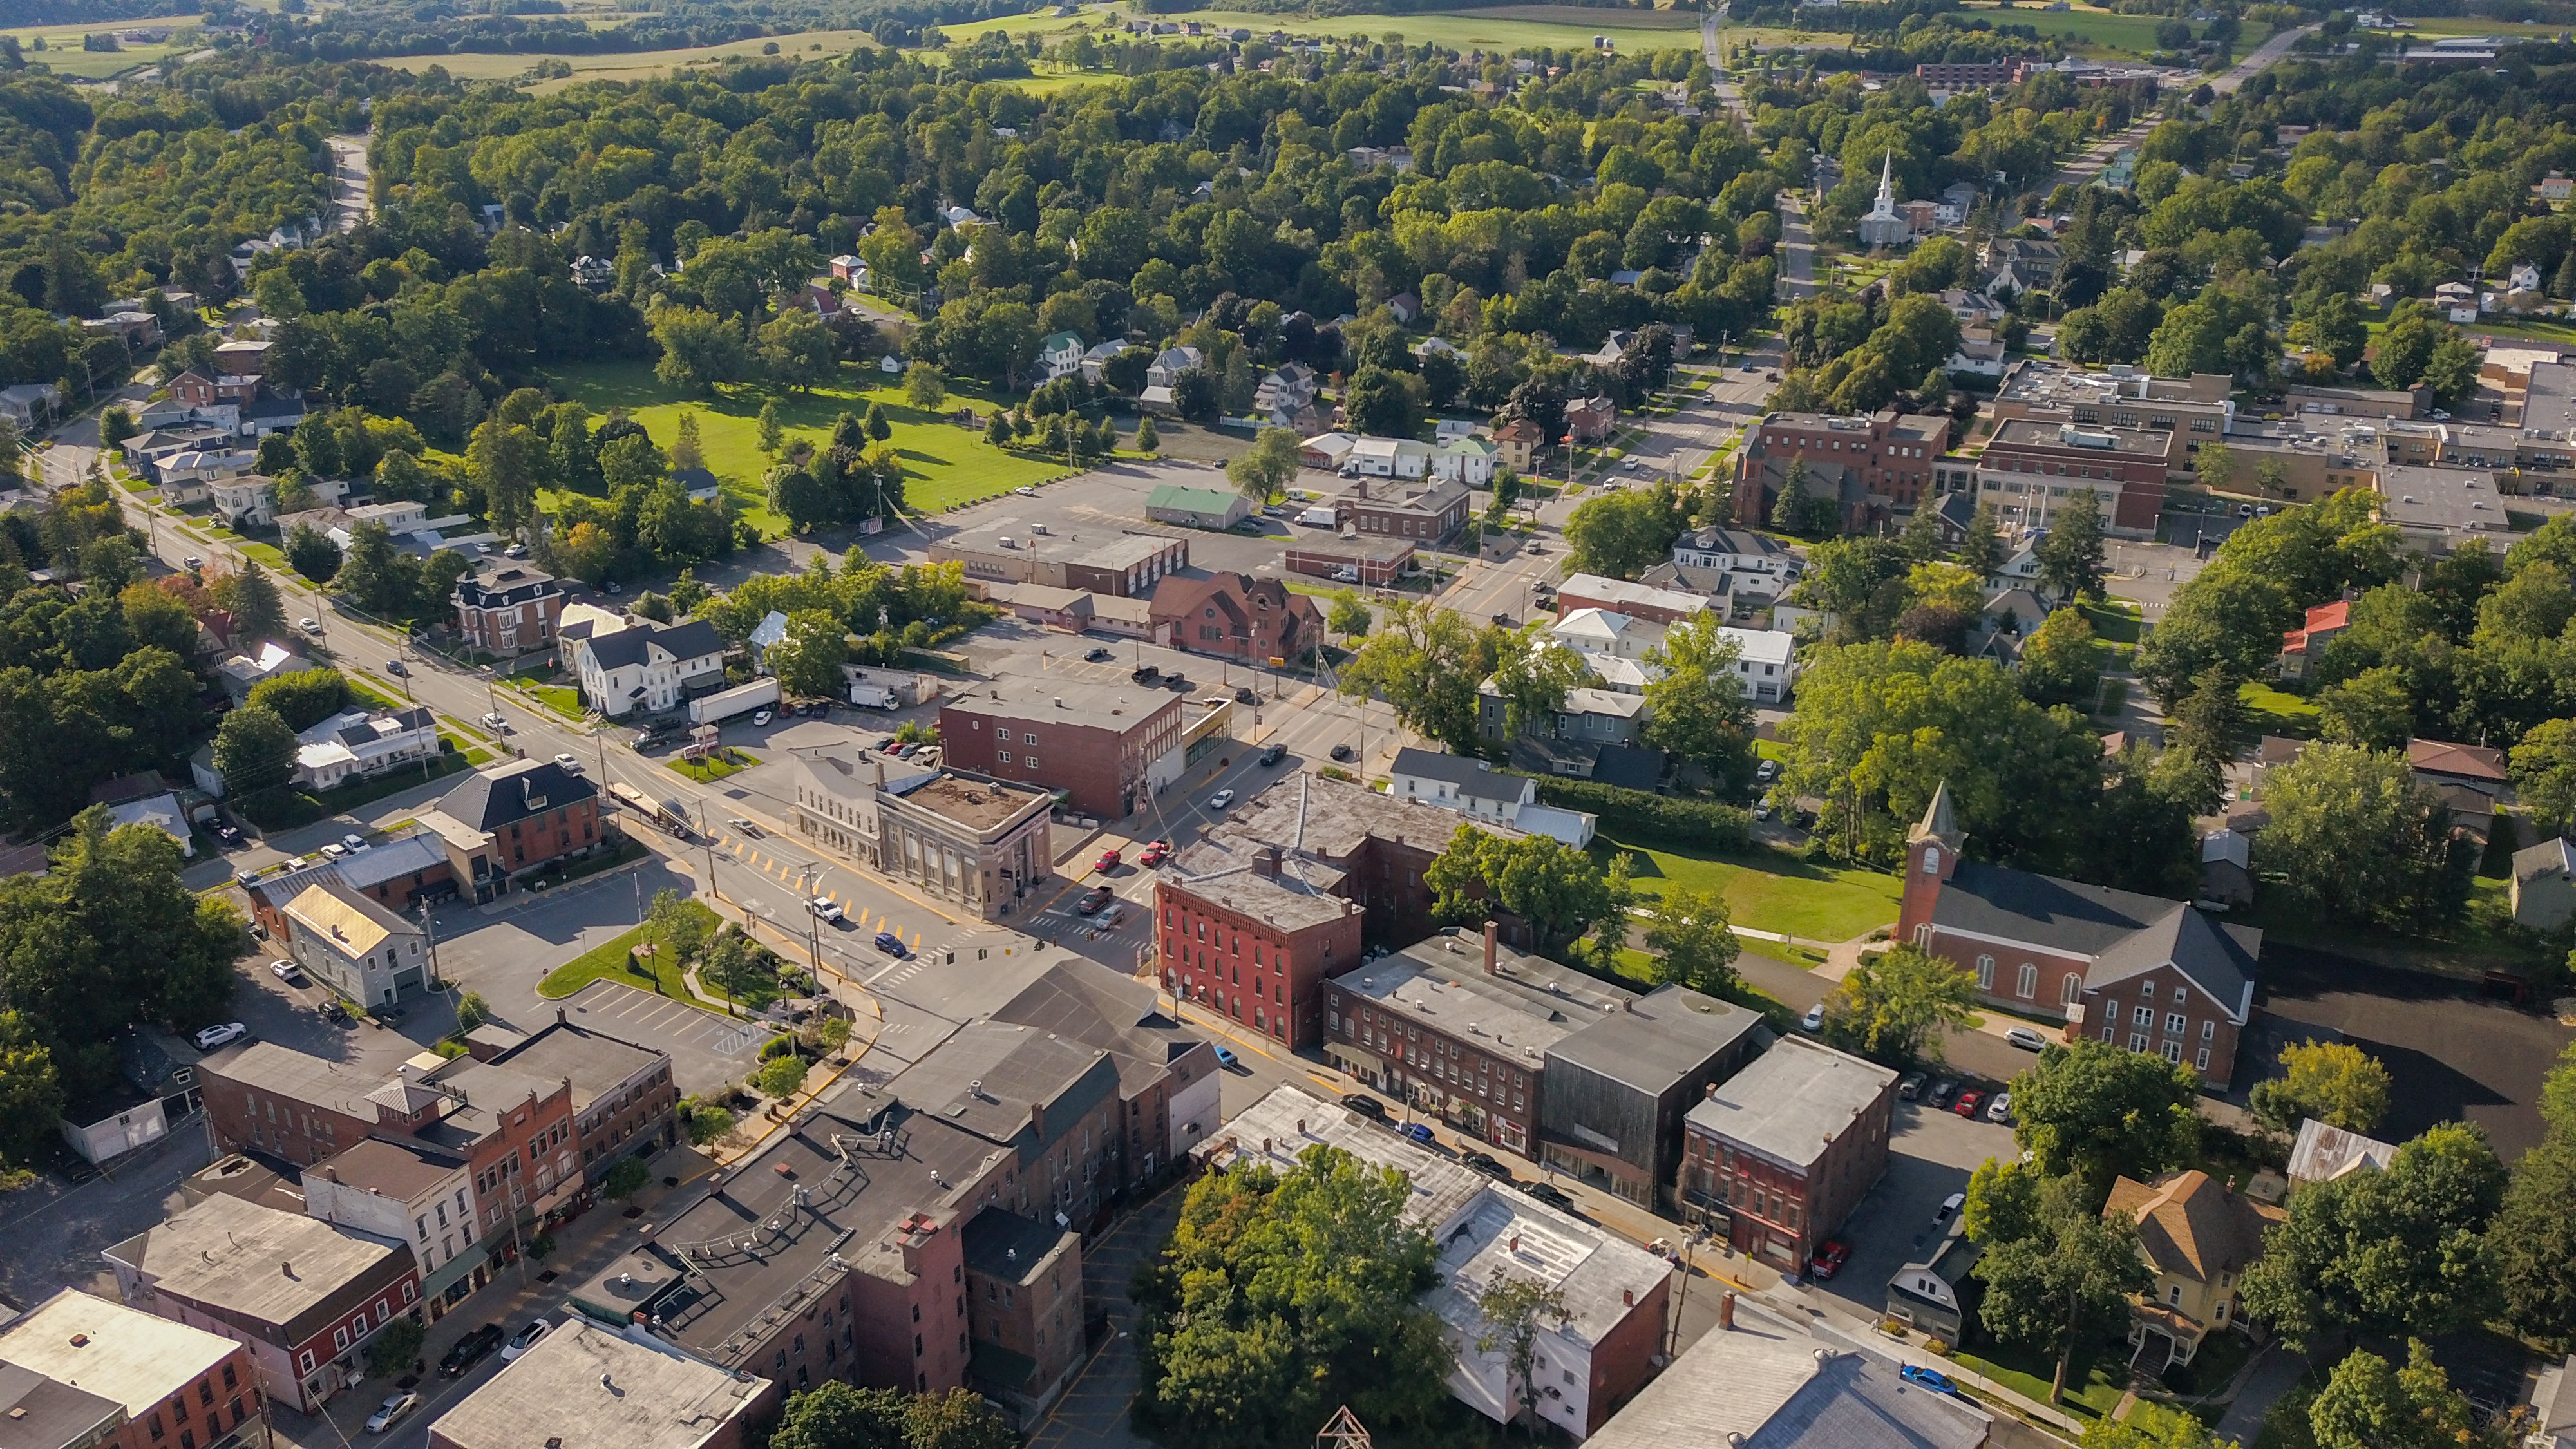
[1877, 149, 1896, 211]
[1909, 781, 1964, 854]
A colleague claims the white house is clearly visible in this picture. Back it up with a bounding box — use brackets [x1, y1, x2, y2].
[1079, 340, 1130, 384]
[2512, 260, 2546, 293]
[153, 450, 259, 489]
[1037, 330, 1086, 381]
[1431, 436, 1498, 486]
[1389, 746, 1546, 829]
[1146, 346, 1204, 389]
[1253, 363, 1319, 414]
[1714, 625, 1799, 703]
[1551, 607, 1667, 663]
[207, 473, 350, 529]
[281, 880, 429, 1008]
[1672, 527, 1798, 577]
[104, 791, 193, 857]
[562, 609, 728, 719]
[0, 383, 60, 427]
[292, 706, 440, 790]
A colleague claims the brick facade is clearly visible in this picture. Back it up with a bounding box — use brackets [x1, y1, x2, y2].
[1734, 408, 1950, 525]
[1156, 854, 1361, 1049]
[938, 683, 1184, 821]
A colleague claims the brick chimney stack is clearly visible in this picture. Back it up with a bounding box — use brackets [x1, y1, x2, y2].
[1483, 920, 1497, 974]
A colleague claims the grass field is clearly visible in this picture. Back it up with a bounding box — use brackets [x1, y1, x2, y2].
[542, 359, 1071, 534]
[2237, 677, 2318, 737]
[1951, 0, 2269, 59]
[1951, 1343, 2129, 1421]
[670, 750, 757, 783]
[1066, 3, 1710, 53]
[1596, 835, 1906, 943]
[373, 28, 880, 86]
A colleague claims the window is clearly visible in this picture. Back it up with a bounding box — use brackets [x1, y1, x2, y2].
[2201, 1019, 2216, 1042]
[998, 751, 1012, 764]
[2016, 963, 2038, 999]
[1025, 756, 1037, 768]
[2061, 974, 2082, 1006]
[2195, 1047, 2211, 1072]
[1974, 954, 1994, 989]
[2129, 1032, 2148, 1052]
[2166, 1012, 2186, 1035]
[2163, 1041, 2183, 1063]
[2132, 1005, 2152, 1026]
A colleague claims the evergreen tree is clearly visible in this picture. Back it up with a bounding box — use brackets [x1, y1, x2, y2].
[1959, 498, 2005, 578]
[1136, 415, 1160, 453]
[227, 560, 288, 645]
[2034, 489, 2107, 600]
[984, 410, 1012, 448]
[865, 403, 893, 442]
[2555, 247, 2576, 301]
[672, 412, 704, 471]
[1897, 502, 1943, 564]
[757, 399, 783, 455]
[1770, 459, 1810, 534]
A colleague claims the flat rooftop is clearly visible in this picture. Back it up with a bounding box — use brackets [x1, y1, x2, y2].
[312, 1135, 467, 1200]
[1329, 932, 1631, 1070]
[576, 1082, 1012, 1368]
[884, 1020, 1113, 1148]
[936, 519, 1180, 569]
[1583, 1298, 1987, 1449]
[1545, 984, 1765, 1095]
[1988, 419, 2178, 457]
[198, 1040, 382, 1121]
[2525, 359, 2576, 436]
[2376, 464, 2510, 535]
[424, 1318, 768, 1449]
[1685, 1037, 1896, 1171]
[1163, 844, 1354, 932]
[1206, 774, 1519, 873]
[902, 773, 1052, 831]
[478, 1021, 667, 1112]
[0, 1289, 240, 1418]
[941, 677, 1179, 735]
[106, 1193, 403, 1330]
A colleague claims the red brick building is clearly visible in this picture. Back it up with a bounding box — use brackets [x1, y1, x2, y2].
[1897, 785, 2257, 1086]
[200, 1042, 379, 1167]
[1147, 573, 1324, 665]
[1678, 1037, 1897, 1271]
[1968, 419, 2176, 537]
[450, 564, 564, 656]
[417, 759, 605, 903]
[1733, 408, 1951, 524]
[0, 1289, 271, 1449]
[1156, 840, 1364, 1048]
[938, 677, 1184, 820]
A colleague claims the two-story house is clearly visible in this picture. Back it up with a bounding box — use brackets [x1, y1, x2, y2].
[450, 565, 564, 658]
[279, 881, 432, 1010]
[414, 760, 604, 903]
[1147, 573, 1323, 664]
[561, 608, 727, 719]
[1036, 331, 1085, 381]
[1898, 785, 2258, 1086]
[2105, 1170, 2283, 1372]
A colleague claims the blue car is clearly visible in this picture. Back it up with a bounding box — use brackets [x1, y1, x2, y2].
[873, 931, 908, 957]
[1213, 1045, 1240, 1070]
[1899, 1365, 1958, 1396]
[1401, 1122, 1435, 1145]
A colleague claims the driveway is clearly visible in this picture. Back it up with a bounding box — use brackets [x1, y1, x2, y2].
[1811, 1104, 2018, 1320]
[1025, 1184, 1186, 1449]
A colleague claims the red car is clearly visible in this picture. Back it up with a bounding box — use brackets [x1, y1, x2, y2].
[1094, 848, 1121, 873]
[1140, 839, 1172, 867]
[1809, 1239, 1852, 1280]
[1954, 1090, 1984, 1119]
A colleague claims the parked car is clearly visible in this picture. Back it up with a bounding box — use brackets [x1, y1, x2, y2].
[1164, 675, 1190, 692]
[875, 736, 900, 752]
[1897, 1072, 1925, 1101]
[320, 842, 347, 860]
[502, 1320, 550, 1362]
[233, 869, 260, 889]
[1932, 1191, 1965, 1226]
[438, 1323, 505, 1378]
[750, 708, 773, 726]
[1341, 1092, 1386, 1120]
[193, 1022, 246, 1050]
[1140, 839, 1172, 867]
[1095, 848, 1122, 873]
[1986, 1091, 2013, 1123]
[1235, 686, 1258, 705]
[344, 831, 374, 852]
[212, 820, 242, 846]
[1927, 1079, 1956, 1108]
[807, 896, 844, 923]
[1756, 759, 1779, 782]
[873, 931, 909, 957]
[1953, 1089, 1984, 1119]
[1132, 665, 1160, 683]
[1260, 743, 1286, 766]
[1899, 1365, 1958, 1396]
[1085, 648, 1114, 662]
[1800, 1002, 1825, 1032]
[1330, 744, 1356, 761]
[1015, 486, 1038, 497]
[1526, 1182, 1577, 1211]
[2003, 1025, 2049, 1051]
[1208, 788, 1236, 810]
[1400, 1122, 1435, 1145]
[366, 1395, 421, 1434]
[1808, 1239, 1853, 1280]
[269, 960, 301, 983]
[1462, 1150, 1511, 1180]
[1490, 612, 1515, 627]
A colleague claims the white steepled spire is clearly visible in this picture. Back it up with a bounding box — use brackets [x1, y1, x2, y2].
[1877, 149, 1895, 209]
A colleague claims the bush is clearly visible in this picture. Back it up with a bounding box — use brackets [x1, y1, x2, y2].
[683, 1095, 735, 1145]
[455, 991, 492, 1031]
[760, 1033, 796, 1059]
[757, 1054, 810, 1099]
[604, 1156, 651, 1199]
[1526, 776, 1754, 851]
[365, 1315, 424, 1378]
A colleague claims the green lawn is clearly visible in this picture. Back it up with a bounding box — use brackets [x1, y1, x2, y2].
[541, 360, 1072, 534]
[1951, 1342, 2130, 1422]
[1596, 836, 1905, 943]
[2237, 679, 2318, 738]
[1951, 1, 2269, 59]
[2076, 598, 2141, 646]
[509, 679, 587, 721]
[1613, 947, 1799, 1029]
[670, 750, 757, 783]
[536, 900, 729, 1004]
[1104, 5, 1708, 52]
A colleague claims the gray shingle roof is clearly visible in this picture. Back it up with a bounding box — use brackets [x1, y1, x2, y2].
[435, 759, 598, 831]
[1931, 862, 2257, 1017]
[1392, 747, 1528, 804]
[585, 618, 724, 672]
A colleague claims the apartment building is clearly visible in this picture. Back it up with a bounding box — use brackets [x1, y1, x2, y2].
[1157, 838, 1365, 1049]
[1678, 1037, 1898, 1271]
[450, 565, 564, 657]
[1733, 409, 1949, 526]
[1969, 419, 2176, 536]
[938, 678, 1186, 820]
[0, 1290, 269, 1449]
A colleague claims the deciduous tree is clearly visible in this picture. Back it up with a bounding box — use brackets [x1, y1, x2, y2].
[2249, 1041, 2391, 1135]
[2255, 743, 2467, 931]
[1973, 1170, 2150, 1404]
[1641, 886, 1742, 996]
[2009, 1038, 2203, 1192]
[1821, 943, 1977, 1066]
[2239, 1122, 2506, 1348]
[1642, 611, 1757, 795]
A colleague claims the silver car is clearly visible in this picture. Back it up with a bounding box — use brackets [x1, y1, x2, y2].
[366, 1394, 419, 1434]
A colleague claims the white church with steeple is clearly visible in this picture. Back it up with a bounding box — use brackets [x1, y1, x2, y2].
[1855, 150, 1914, 249]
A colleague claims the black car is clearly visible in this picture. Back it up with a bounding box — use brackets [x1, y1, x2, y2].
[1526, 1182, 1577, 1212]
[1085, 648, 1114, 662]
[438, 1324, 506, 1378]
[1164, 675, 1190, 691]
[1341, 1092, 1386, 1120]
[1132, 665, 1160, 683]
[1461, 1150, 1512, 1180]
[1260, 743, 1286, 766]
[1330, 743, 1356, 762]
[1235, 687, 1258, 705]
[1491, 612, 1515, 627]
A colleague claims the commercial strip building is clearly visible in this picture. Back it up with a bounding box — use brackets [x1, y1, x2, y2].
[0, 1290, 272, 1449]
[1204, 1086, 1673, 1441]
[931, 520, 1189, 597]
[425, 1320, 772, 1449]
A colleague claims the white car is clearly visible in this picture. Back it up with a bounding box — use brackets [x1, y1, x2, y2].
[808, 896, 844, 923]
[2003, 1025, 2049, 1051]
[269, 959, 301, 983]
[501, 1320, 549, 1362]
[193, 1021, 247, 1050]
[1800, 1003, 1825, 1032]
[1986, 1091, 2013, 1123]
[366, 1394, 420, 1434]
[553, 752, 581, 772]
[751, 708, 773, 726]
[320, 842, 347, 859]
[298, 618, 322, 635]
[1208, 788, 1236, 810]
[483, 712, 508, 730]
[1014, 486, 1038, 497]
[341, 833, 366, 853]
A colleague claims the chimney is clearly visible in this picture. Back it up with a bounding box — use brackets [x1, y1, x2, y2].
[1253, 844, 1281, 879]
[279, 1261, 294, 1279]
[1621, 1288, 1633, 1306]
[1483, 920, 1497, 974]
[1719, 1291, 1736, 1329]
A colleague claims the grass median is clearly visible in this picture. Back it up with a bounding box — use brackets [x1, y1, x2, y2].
[536, 899, 726, 1005]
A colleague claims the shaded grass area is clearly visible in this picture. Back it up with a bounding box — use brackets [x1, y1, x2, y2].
[2237, 678, 2318, 738]
[2078, 598, 2142, 645]
[1613, 946, 1799, 1032]
[1951, 1341, 2130, 1422]
[508, 679, 587, 721]
[2241, 875, 2554, 973]
[1595, 835, 1904, 942]
[536, 898, 725, 1003]
[543, 359, 1069, 533]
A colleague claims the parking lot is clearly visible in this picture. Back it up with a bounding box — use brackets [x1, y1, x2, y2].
[1813, 1098, 2019, 1316]
[551, 980, 772, 1090]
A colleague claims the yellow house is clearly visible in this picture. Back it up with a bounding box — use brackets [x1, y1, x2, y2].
[2104, 1170, 2285, 1372]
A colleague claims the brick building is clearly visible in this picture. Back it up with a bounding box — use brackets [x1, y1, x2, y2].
[1897, 786, 2257, 1086]
[1323, 925, 1622, 1157]
[199, 1043, 379, 1166]
[1734, 409, 1949, 526]
[104, 1195, 420, 1415]
[938, 678, 1185, 820]
[1967, 419, 2177, 537]
[462, 1011, 681, 1182]
[958, 1208, 1084, 1423]
[1157, 839, 1365, 1049]
[450, 565, 564, 657]
[426, 1320, 772, 1449]
[1553, 573, 1718, 628]
[930, 520, 1188, 596]
[1147, 573, 1325, 665]
[0, 1289, 270, 1449]
[1328, 475, 1472, 542]
[990, 959, 1226, 1182]
[415, 760, 604, 903]
[242, 833, 455, 939]
[1679, 1037, 1897, 1271]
